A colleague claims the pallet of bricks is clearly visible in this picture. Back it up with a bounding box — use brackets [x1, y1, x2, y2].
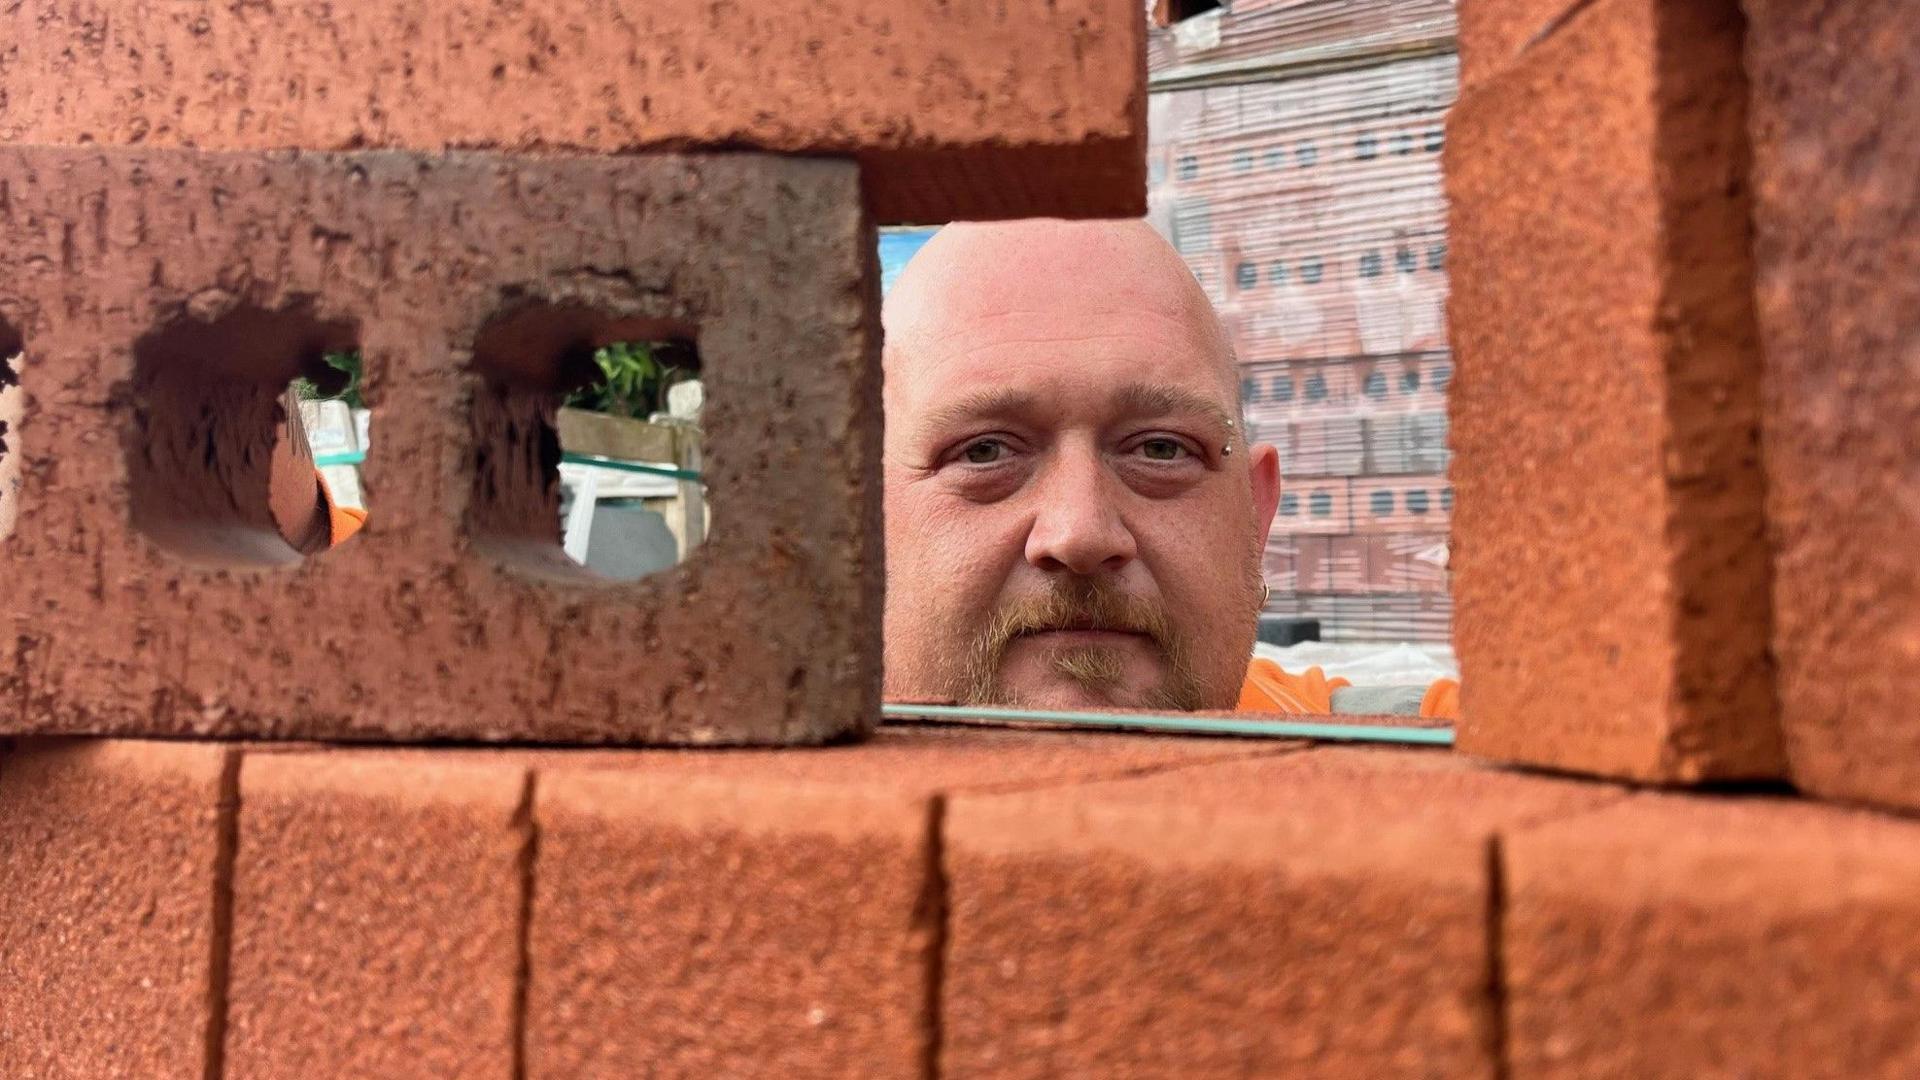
[4, 0, 1920, 1077]
[1146, 0, 1458, 642]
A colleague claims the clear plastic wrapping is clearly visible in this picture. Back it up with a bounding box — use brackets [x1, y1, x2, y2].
[1147, 7, 1458, 642]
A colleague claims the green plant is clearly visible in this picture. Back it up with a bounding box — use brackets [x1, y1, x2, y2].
[566, 341, 682, 420]
[294, 350, 365, 409]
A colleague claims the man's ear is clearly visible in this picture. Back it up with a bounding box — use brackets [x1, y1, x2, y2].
[1248, 442, 1282, 542]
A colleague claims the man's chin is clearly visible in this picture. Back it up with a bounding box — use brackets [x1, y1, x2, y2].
[958, 637, 1203, 711]
[989, 669, 1167, 711]
[1002, 682, 1132, 710]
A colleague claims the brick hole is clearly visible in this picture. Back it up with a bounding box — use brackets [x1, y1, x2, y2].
[127, 298, 360, 568]
[468, 301, 704, 584]
[0, 318, 23, 544]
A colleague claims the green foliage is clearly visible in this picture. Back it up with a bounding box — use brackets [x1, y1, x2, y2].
[565, 341, 682, 420]
[295, 342, 681, 418]
[294, 350, 365, 409]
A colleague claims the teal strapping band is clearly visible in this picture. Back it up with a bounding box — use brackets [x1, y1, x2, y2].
[882, 702, 1455, 746]
[315, 449, 703, 483]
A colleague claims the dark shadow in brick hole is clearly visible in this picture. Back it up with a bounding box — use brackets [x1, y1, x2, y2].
[0, 318, 23, 544]
[468, 300, 703, 584]
[127, 297, 360, 568]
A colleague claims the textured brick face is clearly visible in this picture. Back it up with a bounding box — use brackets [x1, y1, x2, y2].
[0, 740, 234, 1080]
[528, 770, 935, 1080]
[1745, 0, 1920, 813]
[941, 748, 1620, 1080]
[1456, 0, 1589, 90]
[523, 728, 1265, 1079]
[1446, 0, 1784, 782]
[0, 0, 1146, 224]
[0, 146, 881, 746]
[1505, 794, 1920, 1078]
[226, 753, 530, 1079]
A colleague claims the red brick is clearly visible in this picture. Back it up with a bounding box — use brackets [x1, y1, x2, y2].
[1446, 0, 1783, 782]
[0, 146, 879, 746]
[0, 0, 1144, 225]
[1362, 412, 1451, 475]
[1351, 473, 1451, 534]
[1744, 0, 1920, 812]
[942, 747, 1620, 1079]
[1287, 534, 1334, 591]
[0, 739, 235, 1078]
[1367, 532, 1451, 593]
[1504, 793, 1920, 1078]
[525, 727, 1271, 1078]
[1326, 533, 1371, 592]
[1279, 416, 1365, 477]
[1457, 0, 1590, 91]
[1271, 478, 1353, 535]
[225, 753, 529, 1078]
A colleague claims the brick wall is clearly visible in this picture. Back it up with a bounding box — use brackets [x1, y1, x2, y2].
[10, 731, 1920, 1077]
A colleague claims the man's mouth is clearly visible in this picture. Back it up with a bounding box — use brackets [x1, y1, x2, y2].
[1015, 626, 1152, 645]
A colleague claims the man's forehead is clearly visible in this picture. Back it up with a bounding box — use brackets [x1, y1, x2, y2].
[894, 302, 1229, 418]
[882, 220, 1240, 424]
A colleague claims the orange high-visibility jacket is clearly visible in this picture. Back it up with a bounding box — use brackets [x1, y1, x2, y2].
[1240, 657, 1459, 720]
[319, 472, 368, 547]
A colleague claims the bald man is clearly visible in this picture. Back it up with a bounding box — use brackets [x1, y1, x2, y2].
[882, 219, 1458, 717]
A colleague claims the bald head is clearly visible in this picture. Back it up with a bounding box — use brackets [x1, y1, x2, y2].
[883, 219, 1237, 404]
[879, 218, 1283, 712]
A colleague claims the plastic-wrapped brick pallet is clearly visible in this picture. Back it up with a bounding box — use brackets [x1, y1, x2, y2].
[1146, 0, 1458, 643]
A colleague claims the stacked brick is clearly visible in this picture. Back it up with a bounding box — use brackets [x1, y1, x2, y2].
[1146, 4, 1458, 642]
[1446, 0, 1783, 782]
[11, 730, 1920, 1076]
[1448, 0, 1920, 814]
[1743, 0, 1920, 813]
[4, 0, 1920, 1071]
[0, 0, 1148, 225]
[0, 2, 1147, 747]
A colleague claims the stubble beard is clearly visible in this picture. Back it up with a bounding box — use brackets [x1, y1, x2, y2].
[952, 579, 1206, 711]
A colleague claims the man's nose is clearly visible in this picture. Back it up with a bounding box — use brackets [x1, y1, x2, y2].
[1024, 450, 1138, 576]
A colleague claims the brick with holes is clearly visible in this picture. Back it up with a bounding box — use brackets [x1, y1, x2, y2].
[941, 746, 1619, 1079]
[1446, 0, 1784, 781]
[1744, 0, 1920, 812]
[0, 0, 1144, 225]
[0, 145, 879, 745]
[0, 739, 236, 1078]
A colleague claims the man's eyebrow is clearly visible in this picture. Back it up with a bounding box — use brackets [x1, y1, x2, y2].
[917, 387, 1043, 436]
[1112, 382, 1237, 433]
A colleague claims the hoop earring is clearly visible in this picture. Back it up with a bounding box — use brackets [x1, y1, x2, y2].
[1260, 582, 1271, 608]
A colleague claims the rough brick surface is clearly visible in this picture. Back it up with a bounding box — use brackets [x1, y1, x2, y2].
[941, 747, 1620, 1079]
[0, 0, 1146, 224]
[1456, 0, 1589, 91]
[1505, 794, 1920, 1078]
[1745, 0, 1920, 812]
[226, 753, 530, 1079]
[0, 739, 234, 1079]
[0, 146, 880, 746]
[1446, 0, 1783, 782]
[525, 726, 1271, 1079]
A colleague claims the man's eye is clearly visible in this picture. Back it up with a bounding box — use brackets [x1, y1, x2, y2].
[1139, 438, 1188, 461]
[962, 439, 1007, 464]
